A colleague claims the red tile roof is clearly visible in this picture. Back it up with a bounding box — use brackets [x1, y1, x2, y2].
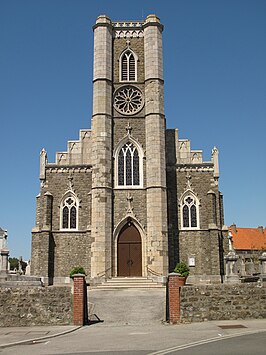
[229, 226, 266, 250]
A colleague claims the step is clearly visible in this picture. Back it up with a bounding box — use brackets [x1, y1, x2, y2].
[96, 283, 163, 289]
[105, 277, 154, 284]
[92, 277, 165, 289]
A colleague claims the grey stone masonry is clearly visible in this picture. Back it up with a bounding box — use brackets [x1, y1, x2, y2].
[166, 128, 228, 282]
[0, 286, 72, 326]
[180, 284, 266, 322]
[144, 15, 168, 276]
[91, 15, 113, 278]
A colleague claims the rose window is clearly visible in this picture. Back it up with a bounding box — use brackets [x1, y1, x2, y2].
[114, 86, 144, 115]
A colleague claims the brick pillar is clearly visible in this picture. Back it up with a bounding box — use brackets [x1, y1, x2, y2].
[168, 273, 181, 324]
[73, 274, 86, 326]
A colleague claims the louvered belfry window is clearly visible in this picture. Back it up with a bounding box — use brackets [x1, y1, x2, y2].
[121, 50, 136, 81]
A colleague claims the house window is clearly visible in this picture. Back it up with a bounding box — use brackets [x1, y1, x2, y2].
[117, 142, 140, 186]
[61, 196, 78, 229]
[182, 195, 199, 229]
[120, 50, 137, 82]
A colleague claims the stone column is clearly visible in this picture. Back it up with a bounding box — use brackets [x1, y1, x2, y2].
[224, 251, 240, 283]
[259, 252, 266, 281]
[0, 249, 9, 274]
[144, 15, 168, 275]
[90, 15, 113, 279]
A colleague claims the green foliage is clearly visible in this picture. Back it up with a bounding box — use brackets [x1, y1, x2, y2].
[174, 262, 190, 277]
[69, 266, 86, 278]
[9, 257, 19, 270]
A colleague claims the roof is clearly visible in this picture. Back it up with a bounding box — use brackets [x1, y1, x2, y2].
[229, 226, 266, 251]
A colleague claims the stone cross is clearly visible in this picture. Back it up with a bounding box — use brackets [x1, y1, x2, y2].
[126, 193, 133, 214]
[186, 173, 192, 189]
[68, 174, 74, 190]
[126, 122, 132, 135]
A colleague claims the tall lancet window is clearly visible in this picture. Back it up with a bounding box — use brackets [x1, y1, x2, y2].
[120, 49, 137, 82]
[181, 195, 199, 229]
[118, 142, 140, 186]
[61, 195, 78, 229]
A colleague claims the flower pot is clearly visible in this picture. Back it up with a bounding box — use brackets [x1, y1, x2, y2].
[176, 275, 187, 286]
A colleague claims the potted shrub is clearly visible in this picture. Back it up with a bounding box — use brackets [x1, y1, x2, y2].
[69, 266, 86, 278]
[174, 262, 190, 286]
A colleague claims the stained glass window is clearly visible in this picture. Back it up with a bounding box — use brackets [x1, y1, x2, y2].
[62, 206, 69, 229]
[133, 150, 139, 185]
[118, 150, 124, 185]
[117, 142, 140, 186]
[61, 195, 78, 229]
[183, 205, 189, 227]
[70, 206, 76, 229]
[191, 205, 197, 227]
[182, 195, 198, 228]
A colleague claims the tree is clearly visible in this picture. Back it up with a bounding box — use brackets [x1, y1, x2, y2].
[9, 257, 19, 270]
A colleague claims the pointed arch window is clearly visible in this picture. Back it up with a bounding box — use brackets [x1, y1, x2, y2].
[61, 195, 78, 230]
[116, 141, 143, 188]
[118, 142, 139, 186]
[181, 195, 199, 229]
[120, 49, 137, 82]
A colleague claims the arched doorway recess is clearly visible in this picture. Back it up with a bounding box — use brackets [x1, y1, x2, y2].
[117, 223, 142, 277]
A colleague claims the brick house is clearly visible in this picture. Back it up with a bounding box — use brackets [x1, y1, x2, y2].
[229, 224, 266, 276]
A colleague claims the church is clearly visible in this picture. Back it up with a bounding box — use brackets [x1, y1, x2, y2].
[31, 14, 228, 285]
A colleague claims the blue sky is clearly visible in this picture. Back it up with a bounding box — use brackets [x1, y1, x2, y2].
[1, 0, 265, 260]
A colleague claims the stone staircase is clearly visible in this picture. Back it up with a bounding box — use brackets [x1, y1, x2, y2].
[93, 276, 165, 289]
[87, 277, 166, 324]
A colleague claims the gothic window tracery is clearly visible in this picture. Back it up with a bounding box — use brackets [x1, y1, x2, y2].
[114, 86, 143, 115]
[61, 195, 78, 229]
[117, 141, 141, 187]
[181, 194, 199, 229]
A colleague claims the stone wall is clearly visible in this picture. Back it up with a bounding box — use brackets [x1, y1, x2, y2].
[0, 286, 72, 326]
[180, 284, 266, 322]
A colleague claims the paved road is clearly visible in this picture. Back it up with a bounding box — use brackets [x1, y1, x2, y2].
[151, 331, 266, 355]
[0, 320, 265, 354]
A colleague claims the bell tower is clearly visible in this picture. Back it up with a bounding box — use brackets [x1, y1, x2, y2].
[90, 14, 168, 279]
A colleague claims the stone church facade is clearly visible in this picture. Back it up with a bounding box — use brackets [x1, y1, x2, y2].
[31, 15, 228, 285]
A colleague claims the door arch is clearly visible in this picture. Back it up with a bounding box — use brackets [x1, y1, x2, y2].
[117, 223, 142, 277]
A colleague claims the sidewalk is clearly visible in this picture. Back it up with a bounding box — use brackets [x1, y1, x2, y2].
[0, 319, 265, 352]
[0, 325, 80, 349]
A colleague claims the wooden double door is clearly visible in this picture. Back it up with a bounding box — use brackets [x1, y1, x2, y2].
[117, 224, 142, 277]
